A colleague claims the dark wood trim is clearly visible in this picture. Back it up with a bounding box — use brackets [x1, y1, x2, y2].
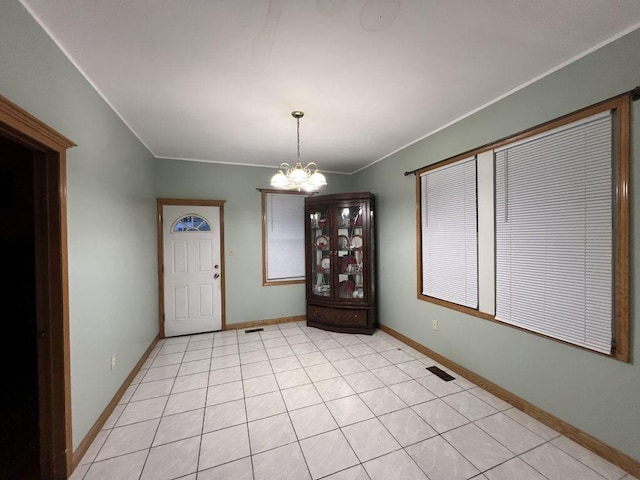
[0, 95, 75, 151]
[157, 198, 227, 208]
[413, 95, 629, 179]
[416, 292, 623, 360]
[258, 189, 310, 195]
[225, 315, 305, 331]
[156, 201, 164, 338]
[407, 89, 636, 177]
[613, 95, 630, 362]
[261, 190, 307, 286]
[379, 325, 640, 477]
[416, 294, 494, 320]
[415, 94, 631, 362]
[50, 151, 73, 479]
[379, 323, 640, 477]
[71, 335, 160, 471]
[414, 175, 422, 300]
[156, 198, 227, 337]
[219, 203, 226, 332]
[263, 279, 306, 286]
[0, 95, 74, 479]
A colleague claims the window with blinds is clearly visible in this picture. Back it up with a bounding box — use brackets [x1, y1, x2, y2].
[495, 112, 613, 354]
[263, 192, 306, 285]
[414, 93, 630, 361]
[420, 157, 478, 309]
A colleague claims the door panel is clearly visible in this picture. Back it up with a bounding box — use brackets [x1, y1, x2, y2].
[199, 240, 212, 271]
[163, 205, 222, 336]
[173, 241, 188, 273]
[200, 285, 213, 316]
[173, 285, 189, 319]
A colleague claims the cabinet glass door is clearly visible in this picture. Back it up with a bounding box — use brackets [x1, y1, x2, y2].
[309, 207, 331, 298]
[335, 205, 365, 301]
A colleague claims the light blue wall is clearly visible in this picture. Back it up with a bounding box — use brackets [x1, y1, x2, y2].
[353, 29, 640, 461]
[154, 159, 353, 325]
[0, 1, 159, 449]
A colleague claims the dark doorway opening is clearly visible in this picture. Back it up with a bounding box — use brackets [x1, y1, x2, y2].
[0, 94, 74, 479]
[0, 136, 40, 478]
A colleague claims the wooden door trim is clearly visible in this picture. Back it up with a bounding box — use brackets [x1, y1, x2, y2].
[0, 94, 75, 479]
[157, 198, 227, 338]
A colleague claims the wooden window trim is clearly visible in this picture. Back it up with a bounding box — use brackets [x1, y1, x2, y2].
[415, 93, 631, 362]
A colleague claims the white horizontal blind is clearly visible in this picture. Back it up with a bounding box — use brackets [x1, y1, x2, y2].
[421, 157, 478, 308]
[266, 193, 305, 281]
[495, 112, 613, 354]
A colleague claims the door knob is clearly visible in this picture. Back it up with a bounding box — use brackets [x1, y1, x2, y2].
[214, 264, 220, 269]
[214, 273, 220, 279]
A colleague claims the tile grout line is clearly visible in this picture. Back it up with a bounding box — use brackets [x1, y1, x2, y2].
[190, 332, 215, 478]
[299, 328, 398, 478]
[77, 323, 627, 480]
[243, 329, 261, 478]
[272, 328, 322, 479]
[136, 338, 184, 480]
[206, 329, 521, 477]
[292, 328, 547, 479]
[81, 339, 169, 478]
[319, 339, 426, 478]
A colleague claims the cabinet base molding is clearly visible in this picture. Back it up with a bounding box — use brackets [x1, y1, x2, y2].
[379, 323, 640, 477]
[307, 304, 376, 334]
[226, 315, 305, 331]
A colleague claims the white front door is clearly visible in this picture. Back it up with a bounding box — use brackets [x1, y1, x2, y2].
[162, 205, 223, 336]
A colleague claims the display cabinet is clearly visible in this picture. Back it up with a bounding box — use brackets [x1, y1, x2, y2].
[305, 192, 376, 334]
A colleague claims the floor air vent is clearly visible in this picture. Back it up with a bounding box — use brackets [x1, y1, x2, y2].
[426, 366, 456, 382]
[244, 327, 264, 333]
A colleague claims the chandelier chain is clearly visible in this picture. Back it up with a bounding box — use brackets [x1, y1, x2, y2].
[296, 116, 301, 164]
[269, 109, 326, 191]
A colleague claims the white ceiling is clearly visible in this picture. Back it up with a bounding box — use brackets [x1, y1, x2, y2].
[21, 0, 640, 174]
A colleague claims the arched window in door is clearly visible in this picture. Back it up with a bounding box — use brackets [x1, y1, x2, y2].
[171, 214, 212, 232]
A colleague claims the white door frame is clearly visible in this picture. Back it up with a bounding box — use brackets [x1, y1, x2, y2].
[157, 198, 226, 337]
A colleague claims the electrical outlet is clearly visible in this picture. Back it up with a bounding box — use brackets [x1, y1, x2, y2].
[432, 320, 438, 331]
[111, 354, 116, 370]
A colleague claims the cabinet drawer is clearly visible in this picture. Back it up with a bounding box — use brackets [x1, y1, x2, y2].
[307, 305, 367, 328]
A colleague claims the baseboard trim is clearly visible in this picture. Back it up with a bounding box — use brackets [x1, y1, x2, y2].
[70, 334, 160, 471]
[379, 323, 640, 477]
[226, 315, 305, 331]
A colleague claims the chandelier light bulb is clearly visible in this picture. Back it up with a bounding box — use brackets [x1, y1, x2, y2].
[308, 170, 327, 187]
[270, 170, 289, 188]
[289, 165, 309, 184]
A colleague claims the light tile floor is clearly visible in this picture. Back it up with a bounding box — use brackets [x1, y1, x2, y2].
[71, 322, 637, 480]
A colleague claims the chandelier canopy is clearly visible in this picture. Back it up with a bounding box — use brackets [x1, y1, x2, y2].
[270, 111, 327, 192]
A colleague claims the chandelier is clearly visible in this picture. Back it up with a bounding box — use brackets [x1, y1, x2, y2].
[270, 111, 327, 192]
